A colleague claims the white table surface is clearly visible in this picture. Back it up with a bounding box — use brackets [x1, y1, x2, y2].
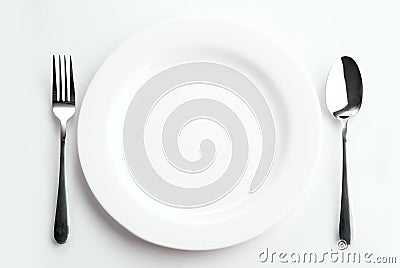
[1, 0, 399, 267]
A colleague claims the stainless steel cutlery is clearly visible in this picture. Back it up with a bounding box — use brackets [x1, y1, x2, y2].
[326, 56, 363, 247]
[52, 55, 76, 244]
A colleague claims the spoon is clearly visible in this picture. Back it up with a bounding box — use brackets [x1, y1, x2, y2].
[326, 56, 363, 246]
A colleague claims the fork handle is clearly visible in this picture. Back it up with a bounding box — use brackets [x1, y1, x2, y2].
[54, 128, 69, 244]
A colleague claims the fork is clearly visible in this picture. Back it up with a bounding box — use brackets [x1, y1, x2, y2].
[52, 55, 75, 244]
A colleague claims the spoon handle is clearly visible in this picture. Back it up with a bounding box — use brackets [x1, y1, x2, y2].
[339, 121, 352, 246]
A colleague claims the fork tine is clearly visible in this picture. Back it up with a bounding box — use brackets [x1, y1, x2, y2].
[64, 55, 68, 102]
[58, 55, 63, 101]
[69, 56, 75, 104]
[52, 55, 58, 102]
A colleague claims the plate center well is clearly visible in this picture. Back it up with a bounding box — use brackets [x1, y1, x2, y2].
[123, 62, 275, 208]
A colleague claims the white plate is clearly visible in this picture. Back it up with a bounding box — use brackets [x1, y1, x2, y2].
[78, 18, 322, 250]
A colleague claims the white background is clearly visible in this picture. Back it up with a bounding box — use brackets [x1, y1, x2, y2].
[1, 0, 399, 267]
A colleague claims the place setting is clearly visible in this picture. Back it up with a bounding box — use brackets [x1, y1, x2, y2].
[51, 18, 362, 250]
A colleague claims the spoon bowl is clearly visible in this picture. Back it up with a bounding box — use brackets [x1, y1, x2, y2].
[326, 56, 363, 120]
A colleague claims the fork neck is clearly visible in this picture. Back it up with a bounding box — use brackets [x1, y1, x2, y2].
[60, 122, 67, 141]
